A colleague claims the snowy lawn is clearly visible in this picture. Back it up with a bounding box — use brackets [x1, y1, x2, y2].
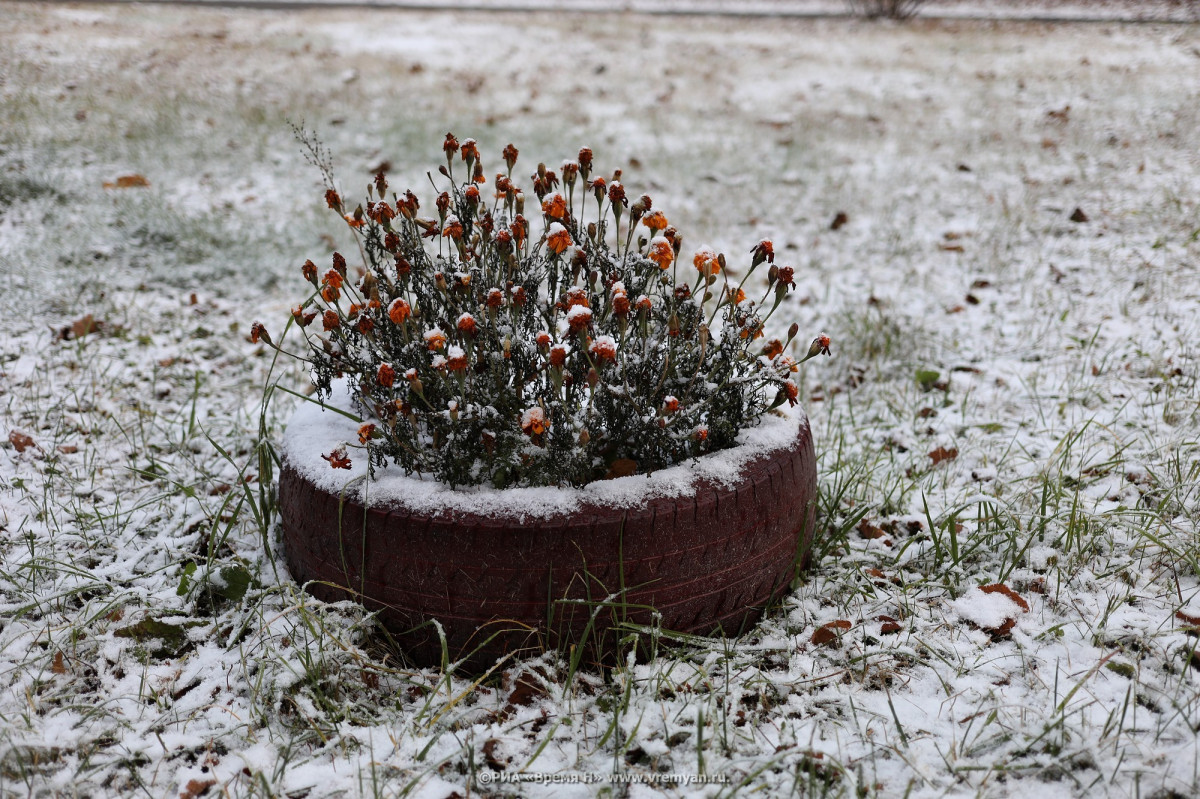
[2, 3, 1199, 797]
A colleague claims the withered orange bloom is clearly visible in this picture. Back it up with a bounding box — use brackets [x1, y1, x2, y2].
[249, 322, 267, 344]
[356, 316, 374, 333]
[512, 216, 528, 248]
[693, 426, 709, 442]
[324, 270, 344, 289]
[325, 189, 341, 210]
[549, 344, 569, 367]
[321, 284, 340, 303]
[302, 260, 318, 283]
[763, 338, 784, 359]
[542, 192, 568, 220]
[456, 313, 478, 336]
[377, 363, 396, 387]
[511, 285, 528, 306]
[635, 295, 653, 312]
[728, 287, 746, 305]
[546, 224, 573, 255]
[424, 328, 448, 351]
[322, 310, 340, 331]
[784, 380, 799, 406]
[663, 396, 680, 414]
[345, 214, 364, 229]
[521, 406, 549, 436]
[642, 210, 669, 231]
[460, 138, 479, 162]
[358, 423, 377, 444]
[649, 237, 674, 270]
[322, 448, 352, 469]
[487, 288, 504, 308]
[442, 217, 464, 240]
[388, 298, 411, 324]
[536, 331, 552, 348]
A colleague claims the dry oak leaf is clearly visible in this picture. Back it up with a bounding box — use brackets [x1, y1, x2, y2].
[9, 431, 35, 452]
[811, 620, 852, 647]
[103, 174, 149, 189]
[928, 446, 958, 466]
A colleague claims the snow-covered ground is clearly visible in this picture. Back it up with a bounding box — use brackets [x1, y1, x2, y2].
[1, 3, 1198, 797]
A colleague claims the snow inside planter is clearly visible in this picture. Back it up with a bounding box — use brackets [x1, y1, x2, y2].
[279, 383, 818, 668]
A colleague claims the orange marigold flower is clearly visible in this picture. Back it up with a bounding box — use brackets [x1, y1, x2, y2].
[663, 396, 680, 414]
[536, 330, 552, 349]
[377, 363, 396, 387]
[693, 246, 720, 277]
[763, 338, 784, 359]
[388, 298, 411, 324]
[503, 143, 519, 171]
[777, 265, 795, 288]
[693, 426, 709, 442]
[546, 223, 572, 255]
[358, 423, 377, 444]
[635, 295, 653, 313]
[549, 343, 569, 367]
[612, 292, 630, 317]
[779, 355, 798, 372]
[345, 213, 364, 229]
[608, 181, 627, 207]
[642, 210, 669, 231]
[808, 334, 832, 358]
[511, 215, 528, 249]
[395, 255, 412, 277]
[460, 138, 479, 162]
[456, 313, 477, 336]
[446, 345, 468, 372]
[464, 184, 480, 204]
[521, 406, 549, 437]
[589, 335, 617, 363]
[356, 315, 374, 333]
[487, 288, 504, 308]
[322, 310, 339, 331]
[728, 287, 746, 305]
[443, 132, 459, 157]
[324, 269, 344, 289]
[648, 236, 674, 270]
[424, 328, 447, 351]
[751, 238, 775, 266]
[301, 259, 318, 283]
[542, 192, 568, 220]
[325, 189, 342, 210]
[566, 305, 592, 333]
[783, 380, 799, 406]
[249, 322, 268, 344]
[511, 285, 528, 306]
[322, 447, 352, 469]
[442, 216, 464, 240]
[321, 284, 340, 303]
[564, 287, 589, 309]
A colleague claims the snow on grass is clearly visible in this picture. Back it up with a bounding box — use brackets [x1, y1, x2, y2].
[1, 3, 1199, 797]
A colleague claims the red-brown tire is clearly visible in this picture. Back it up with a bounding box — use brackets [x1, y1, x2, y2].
[279, 417, 818, 669]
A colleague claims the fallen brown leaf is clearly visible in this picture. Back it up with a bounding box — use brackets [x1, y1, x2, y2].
[52, 651, 66, 674]
[9, 431, 35, 452]
[180, 779, 215, 799]
[103, 174, 149, 189]
[928, 447, 958, 466]
[811, 620, 852, 647]
[980, 583, 1030, 612]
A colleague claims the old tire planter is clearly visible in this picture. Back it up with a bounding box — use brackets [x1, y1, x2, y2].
[280, 413, 818, 669]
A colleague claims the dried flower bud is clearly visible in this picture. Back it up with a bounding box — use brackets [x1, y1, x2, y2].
[302, 259, 318, 284]
[587, 367, 599, 389]
[332, 252, 347, 278]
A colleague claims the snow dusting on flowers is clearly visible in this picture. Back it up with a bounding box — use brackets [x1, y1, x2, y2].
[263, 134, 830, 488]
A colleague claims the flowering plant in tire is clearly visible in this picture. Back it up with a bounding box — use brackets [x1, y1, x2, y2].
[255, 133, 830, 489]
